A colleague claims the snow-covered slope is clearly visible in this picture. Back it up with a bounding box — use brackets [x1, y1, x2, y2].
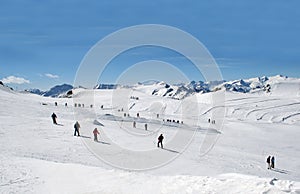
[0, 82, 300, 193]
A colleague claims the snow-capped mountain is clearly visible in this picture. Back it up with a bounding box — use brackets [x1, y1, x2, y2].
[0, 81, 14, 91]
[28, 84, 73, 97]
[213, 75, 293, 93]
[27, 75, 299, 99]
[93, 84, 118, 89]
[137, 75, 299, 99]
[27, 88, 44, 95]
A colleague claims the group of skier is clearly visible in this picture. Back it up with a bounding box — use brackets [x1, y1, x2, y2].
[73, 120, 100, 142]
[266, 155, 275, 169]
[51, 112, 98, 140]
[208, 118, 216, 124]
[164, 119, 183, 124]
[51, 113, 164, 147]
[133, 121, 148, 130]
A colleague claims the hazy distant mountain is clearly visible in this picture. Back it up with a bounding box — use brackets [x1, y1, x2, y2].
[27, 75, 299, 99]
[133, 75, 298, 99]
[93, 84, 118, 89]
[28, 84, 73, 97]
[27, 88, 44, 95]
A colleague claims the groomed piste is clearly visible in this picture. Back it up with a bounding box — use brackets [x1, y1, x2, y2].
[0, 76, 300, 193]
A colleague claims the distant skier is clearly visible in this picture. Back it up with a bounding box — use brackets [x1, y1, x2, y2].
[266, 156, 271, 169]
[271, 156, 275, 169]
[51, 112, 57, 125]
[133, 121, 136, 128]
[157, 134, 164, 149]
[93, 128, 100, 141]
[74, 121, 80, 136]
[145, 123, 148, 131]
[208, 118, 211, 123]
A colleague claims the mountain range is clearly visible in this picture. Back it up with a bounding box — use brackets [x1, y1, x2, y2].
[26, 84, 73, 98]
[26, 75, 299, 99]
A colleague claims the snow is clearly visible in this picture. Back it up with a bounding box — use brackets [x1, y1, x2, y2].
[0, 76, 300, 193]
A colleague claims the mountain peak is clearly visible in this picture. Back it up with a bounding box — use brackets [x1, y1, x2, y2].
[27, 84, 73, 97]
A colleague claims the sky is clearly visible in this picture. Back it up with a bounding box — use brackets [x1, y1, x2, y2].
[0, 0, 299, 90]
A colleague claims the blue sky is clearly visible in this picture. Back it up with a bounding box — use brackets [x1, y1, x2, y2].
[0, 0, 299, 90]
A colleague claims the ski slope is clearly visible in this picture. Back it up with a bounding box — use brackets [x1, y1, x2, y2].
[0, 84, 300, 193]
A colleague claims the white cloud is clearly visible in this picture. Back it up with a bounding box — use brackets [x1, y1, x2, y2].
[45, 73, 59, 79]
[1, 76, 30, 84]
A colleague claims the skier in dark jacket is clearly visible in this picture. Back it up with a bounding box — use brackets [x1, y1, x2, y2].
[271, 156, 275, 169]
[74, 121, 80, 136]
[133, 121, 136, 128]
[51, 113, 57, 124]
[157, 134, 164, 148]
[266, 156, 271, 169]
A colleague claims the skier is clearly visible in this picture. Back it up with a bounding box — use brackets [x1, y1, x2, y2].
[145, 123, 148, 131]
[271, 156, 275, 169]
[266, 155, 271, 169]
[74, 121, 80, 136]
[51, 112, 57, 125]
[133, 121, 136, 128]
[93, 128, 100, 141]
[157, 134, 164, 148]
[208, 118, 211, 123]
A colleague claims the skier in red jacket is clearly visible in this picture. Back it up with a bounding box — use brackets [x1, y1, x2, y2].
[93, 128, 100, 141]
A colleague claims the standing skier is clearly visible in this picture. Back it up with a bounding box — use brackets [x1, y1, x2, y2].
[271, 156, 275, 169]
[74, 121, 80, 136]
[93, 128, 100, 141]
[157, 134, 164, 149]
[145, 123, 148, 131]
[51, 112, 57, 125]
[133, 121, 136, 128]
[266, 156, 271, 169]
